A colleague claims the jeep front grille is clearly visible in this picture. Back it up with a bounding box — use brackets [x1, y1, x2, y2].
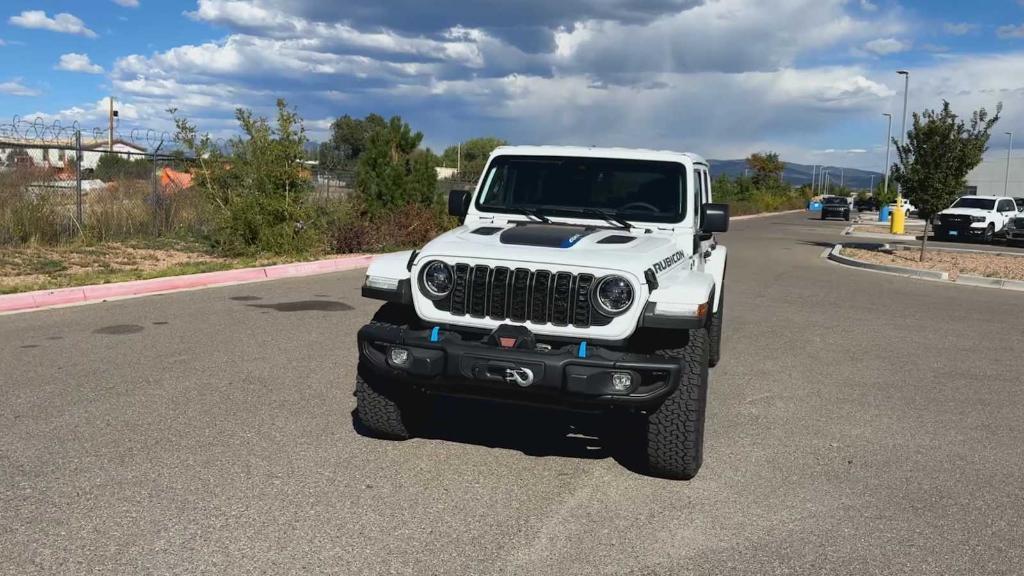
[437, 264, 612, 328]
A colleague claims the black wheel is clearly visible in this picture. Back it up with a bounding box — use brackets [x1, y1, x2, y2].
[820, 213, 826, 220]
[640, 328, 710, 480]
[983, 224, 995, 243]
[709, 289, 724, 368]
[354, 305, 427, 439]
[844, 212, 851, 221]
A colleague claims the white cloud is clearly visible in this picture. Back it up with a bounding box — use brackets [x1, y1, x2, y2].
[0, 78, 40, 97]
[56, 53, 104, 74]
[859, 0, 878, 12]
[8, 10, 97, 38]
[997, 24, 1024, 39]
[943, 22, 975, 36]
[112, 0, 140, 7]
[862, 38, 911, 56]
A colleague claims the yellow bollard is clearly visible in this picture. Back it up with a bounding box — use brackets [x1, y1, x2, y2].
[890, 197, 906, 235]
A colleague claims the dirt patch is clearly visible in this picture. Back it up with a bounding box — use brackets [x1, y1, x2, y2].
[844, 247, 1024, 281]
[0, 241, 230, 292]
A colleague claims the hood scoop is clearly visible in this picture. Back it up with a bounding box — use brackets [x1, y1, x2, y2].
[596, 234, 636, 245]
[499, 224, 596, 248]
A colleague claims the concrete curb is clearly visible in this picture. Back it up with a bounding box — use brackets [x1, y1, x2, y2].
[0, 254, 373, 314]
[827, 244, 1024, 292]
[842, 226, 920, 242]
[731, 208, 806, 221]
[827, 244, 949, 280]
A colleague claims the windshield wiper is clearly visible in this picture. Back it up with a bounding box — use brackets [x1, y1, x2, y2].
[512, 206, 551, 223]
[580, 208, 633, 230]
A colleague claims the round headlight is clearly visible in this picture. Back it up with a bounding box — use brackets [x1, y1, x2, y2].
[594, 275, 634, 316]
[420, 261, 453, 299]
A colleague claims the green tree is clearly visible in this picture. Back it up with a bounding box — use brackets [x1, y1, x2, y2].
[94, 154, 152, 181]
[173, 99, 319, 255]
[746, 152, 785, 190]
[355, 116, 438, 214]
[321, 114, 387, 169]
[440, 137, 508, 182]
[891, 100, 1001, 261]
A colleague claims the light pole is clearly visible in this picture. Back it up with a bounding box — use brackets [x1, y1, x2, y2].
[896, 70, 910, 201]
[882, 113, 892, 200]
[1005, 131, 1014, 197]
[810, 164, 817, 195]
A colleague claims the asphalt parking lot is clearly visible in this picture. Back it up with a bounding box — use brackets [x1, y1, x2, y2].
[3, 211, 1023, 575]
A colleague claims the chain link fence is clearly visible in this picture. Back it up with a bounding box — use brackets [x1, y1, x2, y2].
[1, 119, 204, 246]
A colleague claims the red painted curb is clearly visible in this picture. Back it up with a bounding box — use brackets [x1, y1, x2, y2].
[0, 254, 372, 314]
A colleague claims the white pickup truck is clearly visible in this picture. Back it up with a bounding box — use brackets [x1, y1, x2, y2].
[934, 195, 1020, 242]
[356, 146, 729, 480]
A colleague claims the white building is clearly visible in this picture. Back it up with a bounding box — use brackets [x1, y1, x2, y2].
[0, 138, 147, 171]
[965, 157, 1024, 197]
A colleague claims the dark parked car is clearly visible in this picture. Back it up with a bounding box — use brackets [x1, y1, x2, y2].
[854, 196, 881, 211]
[1014, 197, 1024, 212]
[820, 196, 851, 221]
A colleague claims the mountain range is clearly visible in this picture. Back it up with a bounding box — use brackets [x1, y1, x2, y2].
[708, 159, 883, 190]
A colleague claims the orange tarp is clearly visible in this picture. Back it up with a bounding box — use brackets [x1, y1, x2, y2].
[159, 167, 193, 192]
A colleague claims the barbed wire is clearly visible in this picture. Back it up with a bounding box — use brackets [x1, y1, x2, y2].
[0, 115, 200, 153]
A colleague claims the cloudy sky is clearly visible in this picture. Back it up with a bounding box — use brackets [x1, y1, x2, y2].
[2, 0, 1023, 170]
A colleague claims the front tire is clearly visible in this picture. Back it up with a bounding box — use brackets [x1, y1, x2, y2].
[355, 369, 421, 439]
[641, 328, 710, 480]
[983, 224, 995, 243]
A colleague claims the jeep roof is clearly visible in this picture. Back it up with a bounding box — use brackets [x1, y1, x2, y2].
[489, 145, 707, 166]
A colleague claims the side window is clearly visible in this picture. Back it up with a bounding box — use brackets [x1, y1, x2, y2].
[1001, 199, 1015, 212]
[692, 169, 703, 227]
[702, 170, 711, 204]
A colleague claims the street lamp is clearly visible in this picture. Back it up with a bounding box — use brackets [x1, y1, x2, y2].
[896, 70, 910, 201]
[882, 113, 892, 200]
[1005, 131, 1014, 197]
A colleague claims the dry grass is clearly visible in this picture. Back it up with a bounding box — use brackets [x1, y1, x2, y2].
[844, 246, 1024, 281]
[0, 239, 264, 294]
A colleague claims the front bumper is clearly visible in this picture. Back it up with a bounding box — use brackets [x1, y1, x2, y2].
[935, 224, 987, 238]
[357, 323, 684, 410]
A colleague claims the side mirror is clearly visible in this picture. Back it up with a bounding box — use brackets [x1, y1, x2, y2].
[448, 189, 470, 218]
[700, 203, 730, 233]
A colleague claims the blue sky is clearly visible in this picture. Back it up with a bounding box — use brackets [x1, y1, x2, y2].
[3, 0, 1024, 170]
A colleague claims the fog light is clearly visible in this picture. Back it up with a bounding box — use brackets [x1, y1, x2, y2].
[611, 372, 633, 392]
[389, 347, 410, 366]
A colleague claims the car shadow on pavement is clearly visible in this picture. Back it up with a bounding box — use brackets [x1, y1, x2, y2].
[351, 398, 650, 474]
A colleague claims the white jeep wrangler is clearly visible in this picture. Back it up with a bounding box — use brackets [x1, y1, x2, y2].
[356, 146, 729, 479]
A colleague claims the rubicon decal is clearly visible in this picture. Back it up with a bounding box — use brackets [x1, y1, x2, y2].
[652, 250, 686, 274]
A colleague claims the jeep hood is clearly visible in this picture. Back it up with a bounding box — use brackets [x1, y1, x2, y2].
[416, 222, 688, 278]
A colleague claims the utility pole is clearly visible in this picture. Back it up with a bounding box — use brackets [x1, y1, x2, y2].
[840, 168, 844, 189]
[810, 164, 817, 195]
[108, 96, 115, 151]
[1005, 132, 1014, 196]
[457, 142, 461, 175]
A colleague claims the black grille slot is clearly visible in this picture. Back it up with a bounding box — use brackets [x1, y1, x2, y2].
[489, 267, 510, 319]
[450, 264, 470, 315]
[469, 265, 490, 317]
[573, 274, 594, 327]
[530, 270, 551, 324]
[940, 214, 971, 227]
[550, 273, 573, 325]
[509, 269, 531, 322]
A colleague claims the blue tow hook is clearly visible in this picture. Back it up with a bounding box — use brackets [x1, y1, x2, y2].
[430, 326, 440, 342]
[578, 341, 588, 358]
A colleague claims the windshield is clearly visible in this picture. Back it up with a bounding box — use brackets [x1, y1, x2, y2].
[951, 197, 995, 210]
[476, 155, 686, 223]
[822, 197, 847, 205]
